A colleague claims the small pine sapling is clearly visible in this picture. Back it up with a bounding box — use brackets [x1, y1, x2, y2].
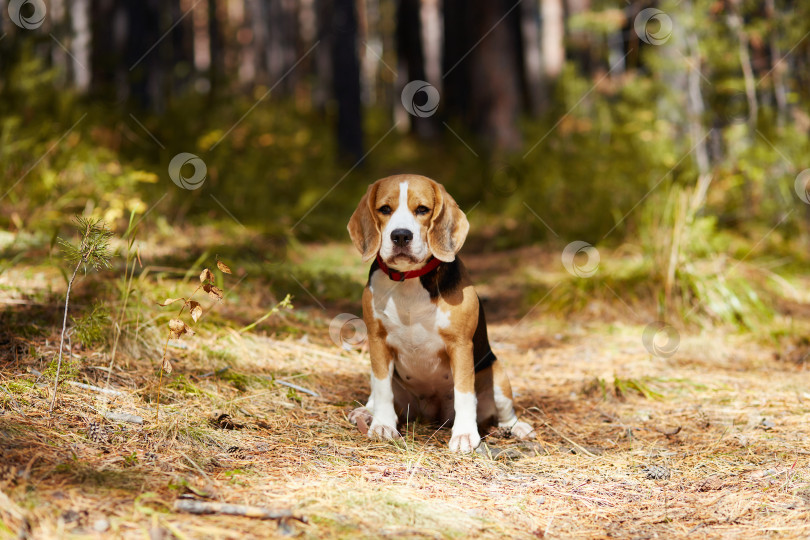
[155, 258, 233, 420]
[51, 217, 113, 412]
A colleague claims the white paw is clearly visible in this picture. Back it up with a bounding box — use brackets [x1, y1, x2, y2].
[348, 406, 373, 426]
[511, 420, 536, 440]
[448, 430, 481, 453]
[368, 421, 401, 441]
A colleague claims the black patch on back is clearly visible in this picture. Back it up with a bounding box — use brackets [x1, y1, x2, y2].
[420, 261, 495, 373]
[472, 299, 496, 372]
[418, 259, 461, 299]
[367, 258, 380, 284]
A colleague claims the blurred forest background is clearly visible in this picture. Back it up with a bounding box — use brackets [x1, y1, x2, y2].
[1, 0, 809, 324]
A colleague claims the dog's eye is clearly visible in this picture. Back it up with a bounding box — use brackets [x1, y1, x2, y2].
[415, 205, 430, 216]
[378, 205, 392, 215]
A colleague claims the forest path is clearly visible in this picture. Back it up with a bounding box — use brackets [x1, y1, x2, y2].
[1, 244, 809, 538]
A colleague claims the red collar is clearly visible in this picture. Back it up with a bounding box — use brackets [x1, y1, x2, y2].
[375, 254, 442, 281]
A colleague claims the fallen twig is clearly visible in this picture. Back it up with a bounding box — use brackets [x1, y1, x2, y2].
[67, 381, 125, 397]
[173, 499, 302, 521]
[274, 379, 319, 397]
[103, 411, 144, 424]
[200, 367, 230, 378]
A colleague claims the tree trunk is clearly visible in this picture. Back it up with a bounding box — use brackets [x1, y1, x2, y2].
[541, 0, 565, 80]
[727, 0, 758, 134]
[266, 0, 300, 92]
[208, 0, 225, 99]
[441, 0, 471, 121]
[124, 0, 163, 110]
[765, 0, 788, 126]
[396, 0, 437, 137]
[520, 0, 544, 115]
[332, 0, 364, 161]
[565, 0, 593, 75]
[420, 0, 442, 89]
[170, 0, 194, 98]
[50, 0, 70, 87]
[467, 0, 523, 151]
[313, 0, 333, 110]
[71, 0, 92, 91]
[683, 18, 712, 215]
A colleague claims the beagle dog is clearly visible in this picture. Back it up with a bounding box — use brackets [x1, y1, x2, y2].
[347, 174, 535, 452]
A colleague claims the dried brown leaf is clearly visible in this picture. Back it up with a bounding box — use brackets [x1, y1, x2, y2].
[168, 318, 195, 338]
[158, 297, 184, 307]
[203, 284, 224, 301]
[168, 318, 186, 336]
[162, 357, 173, 374]
[199, 268, 214, 283]
[216, 259, 232, 274]
[189, 301, 203, 323]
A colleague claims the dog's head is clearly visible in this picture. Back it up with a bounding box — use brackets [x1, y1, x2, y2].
[348, 175, 469, 270]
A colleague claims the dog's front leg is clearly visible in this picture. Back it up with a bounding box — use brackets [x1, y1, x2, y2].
[447, 342, 480, 452]
[364, 320, 400, 441]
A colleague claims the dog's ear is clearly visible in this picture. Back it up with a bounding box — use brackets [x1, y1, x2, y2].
[428, 181, 469, 262]
[347, 182, 381, 262]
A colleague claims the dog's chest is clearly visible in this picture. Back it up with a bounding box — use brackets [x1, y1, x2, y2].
[369, 271, 449, 372]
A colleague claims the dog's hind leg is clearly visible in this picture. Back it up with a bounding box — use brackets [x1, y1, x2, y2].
[492, 360, 536, 440]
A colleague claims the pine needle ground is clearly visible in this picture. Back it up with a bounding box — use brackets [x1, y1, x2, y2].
[1, 244, 810, 539]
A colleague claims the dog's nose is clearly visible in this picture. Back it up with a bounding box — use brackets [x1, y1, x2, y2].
[390, 228, 413, 247]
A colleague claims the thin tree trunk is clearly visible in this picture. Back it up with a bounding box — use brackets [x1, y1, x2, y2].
[686, 31, 712, 213]
[541, 0, 564, 80]
[565, 0, 593, 75]
[50, 262, 81, 412]
[267, 0, 298, 91]
[727, 0, 758, 133]
[765, 0, 788, 126]
[441, 0, 471, 120]
[359, 0, 382, 106]
[71, 0, 91, 91]
[397, 0, 436, 137]
[520, 0, 544, 115]
[170, 0, 194, 97]
[249, 0, 268, 84]
[125, 0, 163, 109]
[332, 0, 363, 160]
[50, 0, 69, 86]
[467, 0, 523, 151]
[208, 0, 224, 99]
[313, 0, 333, 110]
[420, 0, 442, 90]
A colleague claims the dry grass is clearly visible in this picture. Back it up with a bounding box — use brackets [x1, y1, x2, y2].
[2, 245, 810, 538]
